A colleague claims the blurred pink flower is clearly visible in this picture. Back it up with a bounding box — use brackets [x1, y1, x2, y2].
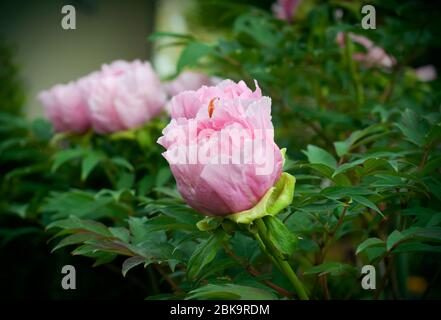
[272, 0, 300, 23]
[39, 60, 166, 134]
[87, 60, 166, 133]
[337, 32, 396, 69]
[158, 80, 283, 216]
[415, 65, 437, 82]
[38, 81, 91, 133]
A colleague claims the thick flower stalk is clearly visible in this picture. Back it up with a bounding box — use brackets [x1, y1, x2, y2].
[158, 79, 308, 299]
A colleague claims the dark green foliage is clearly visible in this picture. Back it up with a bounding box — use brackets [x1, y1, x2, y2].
[0, 39, 25, 115]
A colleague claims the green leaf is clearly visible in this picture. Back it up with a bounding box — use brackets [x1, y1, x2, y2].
[155, 167, 172, 187]
[130, 241, 182, 264]
[303, 145, 337, 169]
[122, 256, 145, 277]
[304, 262, 356, 276]
[187, 284, 276, 300]
[226, 172, 295, 224]
[51, 232, 98, 252]
[332, 157, 393, 178]
[334, 142, 351, 159]
[92, 252, 117, 267]
[426, 122, 441, 145]
[111, 157, 134, 172]
[0, 226, 41, 246]
[393, 241, 441, 254]
[352, 195, 383, 216]
[116, 172, 135, 190]
[401, 227, 441, 243]
[356, 238, 385, 255]
[109, 227, 130, 243]
[234, 13, 281, 48]
[196, 258, 237, 281]
[7, 203, 28, 219]
[303, 163, 335, 179]
[47, 216, 111, 237]
[387, 230, 405, 251]
[71, 244, 98, 256]
[43, 190, 129, 220]
[0, 137, 27, 153]
[95, 188, 134, 202]
[263, 216, 297, 259]
[334, 124, 385, 157]
[177, 42, 214, 73]
[332, 158, 366, 177]
[5, 163, 47, 180]
[321, 186, 375, 199]
[187, 232, 224, 280]
[81, 151, 104, 181]
[51, 148, 85, 172]
[31, 118, 52, 140]
[395, 108, 429, 147]
[153, 187, 182, 199]
[145, 215, 196, 232]
[159, 205, 201, 226]
[128, 217, 149, 244]
[385, 227, 441, 253]
[196, 216, 223, 231]
[365, 246, 388, 263]
[422, 156, 441, 176]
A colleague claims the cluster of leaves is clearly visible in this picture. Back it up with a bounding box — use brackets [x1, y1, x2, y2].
[2, 0, 441, 299]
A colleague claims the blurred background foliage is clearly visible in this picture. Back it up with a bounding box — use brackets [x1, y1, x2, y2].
[1, 0, 441, 299]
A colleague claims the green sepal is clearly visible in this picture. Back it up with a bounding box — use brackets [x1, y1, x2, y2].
[196, 216, 223, 231]
[225, 172, 295, 224]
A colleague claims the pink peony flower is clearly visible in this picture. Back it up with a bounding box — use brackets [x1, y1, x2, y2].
[158, 80, 283, 216]
[272, 0, 301, 23]
[337, 32, 396, 69]
[38, 60, 166, 134]
[87, 60, 166, 133]
[38, 81, 91, 133]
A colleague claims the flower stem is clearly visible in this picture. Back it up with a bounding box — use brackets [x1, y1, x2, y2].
[278, 259, 310, 300]
[255, 219, 309, 300]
